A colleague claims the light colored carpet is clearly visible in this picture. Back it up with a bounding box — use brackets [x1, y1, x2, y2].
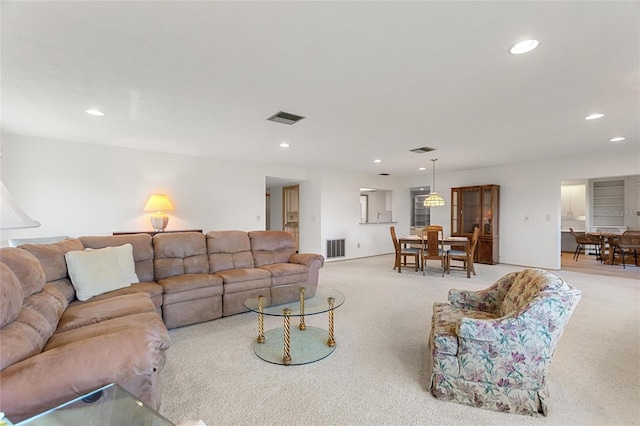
[159, 255, 640, 426]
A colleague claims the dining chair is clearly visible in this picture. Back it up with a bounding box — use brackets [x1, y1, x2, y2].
[610, 231, 640, 268]
[446, 225, 479, 277]
[569, 228, 601, 261]
[422, 225, 444, 277]
[390, 226, 420, 273]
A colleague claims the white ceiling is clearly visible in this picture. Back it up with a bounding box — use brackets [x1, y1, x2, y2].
[1, 1, 638, 178]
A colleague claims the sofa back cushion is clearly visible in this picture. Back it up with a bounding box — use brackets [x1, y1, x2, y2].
[19, 239, 84, 283]
[0, 247, 47, 299]
[206, 231, 254, 273]
[0, 262, 23, 327]
[80, 234, 155, 282]
[0, 248, 68, 371]
[249, 231, 296, 267]
[153, 232, 209, 280]
[500, 268, 564, 317]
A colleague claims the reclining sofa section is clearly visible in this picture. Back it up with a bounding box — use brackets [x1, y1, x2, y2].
[0, 229, 324, 422]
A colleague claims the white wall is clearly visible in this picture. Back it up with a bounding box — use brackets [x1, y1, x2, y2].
[314, 168, 408, 260]
[2, 133, 637, 272]
[0, 134, 307, 245]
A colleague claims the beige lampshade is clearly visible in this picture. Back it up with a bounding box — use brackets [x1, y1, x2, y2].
[144, 194, 175, 212]
[144, 194, 175, 232]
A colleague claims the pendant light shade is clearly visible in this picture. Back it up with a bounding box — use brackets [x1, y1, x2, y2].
[423, 159, 445, 207]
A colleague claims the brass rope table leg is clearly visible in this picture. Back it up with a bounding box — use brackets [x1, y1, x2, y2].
[327, 297, 336, 347]
[299, 287, 306, 330]
[282, 307, 292, 365]
[257, 295, 265, 343]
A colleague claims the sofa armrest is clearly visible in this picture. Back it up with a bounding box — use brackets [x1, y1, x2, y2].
[290, 253, 324, 268]
[0, 315, 171, 422]
[448, 271, 518, 313]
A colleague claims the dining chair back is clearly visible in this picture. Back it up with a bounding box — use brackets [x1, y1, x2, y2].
[446, 225, 479, 277]
[422, 226, 444, 277]
[613, 232, 640, 268]
[390, 226, 420, 273]
[569, 227, 601, 261]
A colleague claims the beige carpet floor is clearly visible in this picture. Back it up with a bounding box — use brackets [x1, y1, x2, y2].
[159, 255, 640, 426]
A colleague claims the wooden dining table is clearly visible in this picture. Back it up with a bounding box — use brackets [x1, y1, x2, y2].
[398, 235, 471, 277]
[586, 232, 623, 265]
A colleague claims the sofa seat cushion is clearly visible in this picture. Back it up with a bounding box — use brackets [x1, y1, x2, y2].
[70, 281, 164, 309]
[431, 302, 500, 356]
[44, 310, 168, 352]
[56, 293, 157, 334]
[258, 263, 309, 287]
[214, 268, 271, 294]
[158, 274, 223, 308]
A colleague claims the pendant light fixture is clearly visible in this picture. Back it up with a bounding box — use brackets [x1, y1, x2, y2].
[423, 159, 445, 207]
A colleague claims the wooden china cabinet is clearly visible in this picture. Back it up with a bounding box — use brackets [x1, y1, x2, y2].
[450, 185, 500, 264]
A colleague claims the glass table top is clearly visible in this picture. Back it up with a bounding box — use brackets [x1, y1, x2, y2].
[244, 286, 344, 316]
[16, 384, 174, 426]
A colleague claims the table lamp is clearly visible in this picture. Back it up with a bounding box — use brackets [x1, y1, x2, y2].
[144, 194, 175, 232]
[1, 180, 41, 229]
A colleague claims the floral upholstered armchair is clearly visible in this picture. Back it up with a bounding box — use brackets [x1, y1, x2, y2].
[429, 268, 581, 416]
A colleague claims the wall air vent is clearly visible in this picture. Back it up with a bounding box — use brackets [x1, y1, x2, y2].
[267, 111, 305, 125]
[409, 146, 436, 154]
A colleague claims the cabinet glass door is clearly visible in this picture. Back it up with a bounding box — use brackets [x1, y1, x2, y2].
[482, 187, 493, 235]
[451, 190, 459, 234]
[462, 188, 481, 233]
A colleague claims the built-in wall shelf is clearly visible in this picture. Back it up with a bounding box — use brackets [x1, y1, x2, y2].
[591, 179, 625, 228]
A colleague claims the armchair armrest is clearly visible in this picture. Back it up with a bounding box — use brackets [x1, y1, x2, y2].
[448, 271, 519, 314]
[290, 253, 325, 268]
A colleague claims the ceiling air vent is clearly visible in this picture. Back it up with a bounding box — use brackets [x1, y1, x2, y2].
[409, 146, 436, 154]
[267, 111, 305, 125]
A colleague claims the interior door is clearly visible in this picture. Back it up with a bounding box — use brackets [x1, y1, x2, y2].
[283, 185, 299, 251]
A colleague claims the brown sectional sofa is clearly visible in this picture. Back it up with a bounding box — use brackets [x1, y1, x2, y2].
[0, 230, 324, 422]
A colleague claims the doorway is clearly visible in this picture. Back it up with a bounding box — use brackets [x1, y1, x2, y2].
[283, 185, 299, 251]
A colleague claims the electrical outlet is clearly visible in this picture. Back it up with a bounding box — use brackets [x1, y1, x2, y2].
[524, 215, 529, 221]
[357, 242, 360, 248]
[256, 215, 261, 222]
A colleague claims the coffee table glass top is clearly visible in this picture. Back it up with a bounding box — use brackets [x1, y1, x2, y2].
[244, 287, 344, 316]
[16, 383, 174, 426]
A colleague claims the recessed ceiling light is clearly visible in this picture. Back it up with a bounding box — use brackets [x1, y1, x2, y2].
[373, 159, 382, 163]
[85, 109, 105, 116]
[279, 142, 290, 148]
[609, 137, 626, 142]
[419, 167, 426, 171]
[585, 113, 605, 120]
[509, 39, 539, 55]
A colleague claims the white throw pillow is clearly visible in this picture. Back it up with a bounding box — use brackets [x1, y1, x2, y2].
[65, 247, 131, 301]
[85, 243, 139, 284]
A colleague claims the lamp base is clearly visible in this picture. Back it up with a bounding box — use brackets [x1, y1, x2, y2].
[150, 213, 169, 232]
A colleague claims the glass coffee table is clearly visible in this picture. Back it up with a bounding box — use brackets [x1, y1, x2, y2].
[244, 287, 344, 365]
[16, 383, 174, 425]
